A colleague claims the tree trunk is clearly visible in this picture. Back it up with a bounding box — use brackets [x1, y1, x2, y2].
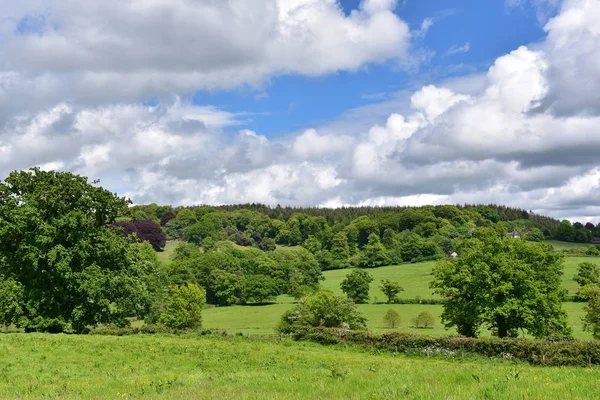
[496, 315, 508, 338]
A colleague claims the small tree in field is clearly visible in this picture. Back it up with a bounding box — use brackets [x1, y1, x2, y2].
[575, 262, 600, 287]
[278, 291, 366, 333]
[380, 280, 404, 303]
[159, 284, 206, 330]
[383, 309, 401, 328]
[581, 285, 600, 339]
[412, 311, 435, 329]
[340, 269, 373, 304]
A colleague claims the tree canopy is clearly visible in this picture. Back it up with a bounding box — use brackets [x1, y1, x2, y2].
[431, 228, 570, 338]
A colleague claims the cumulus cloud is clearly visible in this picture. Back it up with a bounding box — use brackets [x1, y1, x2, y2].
[1, 0, 600, 221]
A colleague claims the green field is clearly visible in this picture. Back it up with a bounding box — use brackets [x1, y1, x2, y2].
[1, 333, 599, 399]
[200, 242, 599, 339]
[543, 240, 591, 253]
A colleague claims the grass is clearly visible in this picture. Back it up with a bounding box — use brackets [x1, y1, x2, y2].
[1, 333, 600, 399]
[543, 240, 590, 252]
[157, 240, 180, 265]
[321, 261, 439, 301]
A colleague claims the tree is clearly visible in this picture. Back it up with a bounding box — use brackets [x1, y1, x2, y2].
[258, 237, 276, 251]
[554, 220, 576, 242]
[340, 269, 373, 304]
[430, 228, 570, 338]
[379, 280, 404, 304]
[574, 262, 600, 287]
[585, 222, 596, 231]
[524, 228, 545, 242]
[412, 311, 435, 329]
[160, 211, 176, 226]
[242, 274, 278, 304]
[277, 291, 367, 333]
[359, 233, 391, 268]
[158, 284, 206, 330]
[581, 285, 600, 339]
[0, 168, 160, 333]
[383, 309, 401, 328]
[587, 245, 600, 256]
[0, 279, 24, 329]
[111, 220, 167, 251]
[331, 231, 350, 264]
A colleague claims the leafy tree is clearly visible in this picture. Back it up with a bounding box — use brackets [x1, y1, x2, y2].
[383, 309, 401, 328]
[431, 228, 570, 338]
[331, 231, 350, 262]
[158, 284, 206, 330]
[303, 236, 322, 254]
[229, 232, 254, 246]
[581, 285, 600, 339]
[379, 280, 404, 303]
[340, 269, 373, 304]
[207, 269, 242, 306]
[574, 262, 600, 287]
[160, 211, 176, 226]
[111, 220, 166, 251]
[412, 311, 435, 329]
[292, 285, 316, 300]
[359, 233, 391, 268]
[277, 291, 366, 333]
[585, 222, 596, 230]
[242, 274, 278, 304]
[524, 228, 545, 242]
[257, 237, 276, 252]
[554, 220, 576, 242]
[0, 168, 160, 333]
[0, 279, 24, 329]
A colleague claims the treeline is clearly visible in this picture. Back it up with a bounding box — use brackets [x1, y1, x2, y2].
[125, 203, 562, 272]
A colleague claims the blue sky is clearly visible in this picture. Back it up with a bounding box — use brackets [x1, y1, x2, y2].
[192, 0, 550, 137]
[1, 0, 600, 221]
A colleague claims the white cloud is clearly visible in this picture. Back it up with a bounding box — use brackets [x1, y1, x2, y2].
[446, 42, 471, 55]
[1, 0, 600, 222]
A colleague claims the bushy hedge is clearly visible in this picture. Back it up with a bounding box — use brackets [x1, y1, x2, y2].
[289, 327, 600, 367]
[89, 324, 228, 336]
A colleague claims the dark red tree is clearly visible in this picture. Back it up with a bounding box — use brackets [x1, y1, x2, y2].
[585, 222, 595, 230]
[112, 220, 166, 251]
[160, 211, 176, 226]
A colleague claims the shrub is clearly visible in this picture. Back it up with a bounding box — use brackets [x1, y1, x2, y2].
[111, 220, 167, 251]
[581, 285, 600, 339]
[158, 284, 206, 330]
[278, 291, 366, 334]
[258, 237, 277, 251]
[412, 311, 435, 329]
[383, 309, 401, 329]
[293, 285, 316, 300]
[290, 328, 600, 367]
[574, 262, 600, 287]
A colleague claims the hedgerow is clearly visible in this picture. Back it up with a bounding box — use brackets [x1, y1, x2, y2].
[289, 327, 600, 367]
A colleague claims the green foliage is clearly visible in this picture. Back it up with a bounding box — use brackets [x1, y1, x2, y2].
[358, 233, 391, 268]
[158, 283, 206, 330]
[242, 274, 278, 304]
[292, 327, 600, 367]
[379, 280, 404, 304]
[431, 228, 570, 338]
[340, 269, 373, 304]
[524, 228, 545, 242]
[581, 285, 600, 339]
[383, 309, 401, 328]
[586, 245, 600, 256]
[293, 284, 317, 300]
[0, 278, 24, 328]
[554, 220, 576, 242]
[574, 262, 600, 287]
[257, 238, 276, 251]
[412, 311, 435, 328]
[0, 168, 162, 333]
[278, 291, 367, 333]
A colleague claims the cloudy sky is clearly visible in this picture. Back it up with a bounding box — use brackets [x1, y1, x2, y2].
[1, 0, 599, 221]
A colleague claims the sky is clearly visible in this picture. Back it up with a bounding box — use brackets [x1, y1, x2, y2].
[0, 0, 599, 222]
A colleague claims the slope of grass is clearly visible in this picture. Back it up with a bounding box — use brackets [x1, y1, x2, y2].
[1, 333, 599, 399]
[544, 240, 590, 252]
[321, 262, 438, 301]
[156, 240, 180, 265]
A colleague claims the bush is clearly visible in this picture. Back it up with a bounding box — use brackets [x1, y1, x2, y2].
[278, 291, 366, 334]
[383, 309, 401, 329]
[412, 311, 435, 329]
[293, 285, 316, 300]
[258, 237, 277, 251]
[289, 328, 600, 367]
[158, 284, 206, 330]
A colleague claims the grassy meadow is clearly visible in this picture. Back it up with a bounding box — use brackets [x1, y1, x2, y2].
[1, 333, 600, 399]
[198, 244, 599, 338]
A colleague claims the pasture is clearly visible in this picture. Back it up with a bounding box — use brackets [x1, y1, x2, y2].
[1, 333, 600, 399]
